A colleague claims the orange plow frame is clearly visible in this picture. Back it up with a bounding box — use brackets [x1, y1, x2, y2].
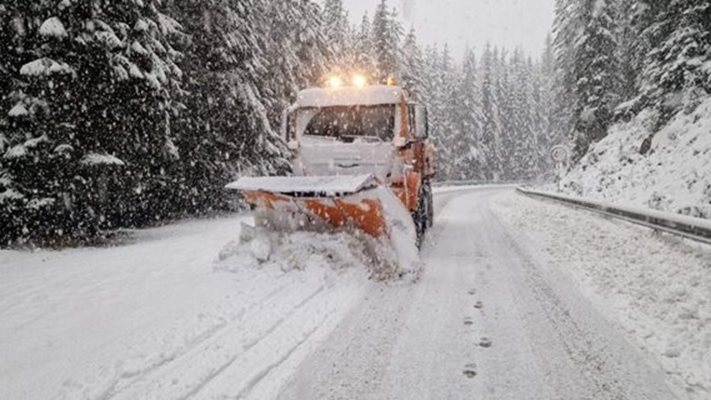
[243, 190, 388, 238]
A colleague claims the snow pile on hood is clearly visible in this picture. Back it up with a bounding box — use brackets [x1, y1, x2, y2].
[562, 97, 711, 218]
[216, 223, 410, 281]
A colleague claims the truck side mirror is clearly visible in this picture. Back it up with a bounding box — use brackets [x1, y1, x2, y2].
[414, 105, 429, 139]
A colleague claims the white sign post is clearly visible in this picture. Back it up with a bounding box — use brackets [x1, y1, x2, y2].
[550, 145, 571, 191]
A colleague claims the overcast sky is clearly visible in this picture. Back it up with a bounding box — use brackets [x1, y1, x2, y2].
[341, 0, 555, 59]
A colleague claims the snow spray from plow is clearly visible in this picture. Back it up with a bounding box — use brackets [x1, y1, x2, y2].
[227, 174, 420, 276]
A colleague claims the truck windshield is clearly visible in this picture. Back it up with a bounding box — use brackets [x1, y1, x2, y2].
[298, 105, 395, 142]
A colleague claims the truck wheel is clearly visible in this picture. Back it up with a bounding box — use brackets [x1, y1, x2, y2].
[413, 184, 430, 249]
[413, 209, 426, 249]
[424, 182, 434, 228]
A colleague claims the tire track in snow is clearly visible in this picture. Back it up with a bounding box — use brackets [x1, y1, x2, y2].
[195, 273, 365, 400]
[99, 275, 324, 400]
[175, 286, 326, 400]
[275, 283, 415, 400]
[235, 317, 324, 399]
[108, 279, 326, 400]
[52, 269, 286, 400]
[96, 280, 289, 399]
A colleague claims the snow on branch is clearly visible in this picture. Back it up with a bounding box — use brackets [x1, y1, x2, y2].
[80, 153, 126, 167]
[39, 17, 67, 38]
[20, 58, 75, 77]
[0, 189, 24, 202]
[8, 103, 29, 118]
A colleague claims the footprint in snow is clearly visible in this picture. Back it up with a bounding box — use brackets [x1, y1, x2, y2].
[480, 337, 492, 348]
[464, 318, 473, 326]
[474, 301, 484, 309]
[463, 363, 477, 379]
[468, 289, 476, 295]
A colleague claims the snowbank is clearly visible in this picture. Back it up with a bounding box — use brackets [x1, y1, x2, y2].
[492, 193, 711, 400]
[562, 98, 711, 218]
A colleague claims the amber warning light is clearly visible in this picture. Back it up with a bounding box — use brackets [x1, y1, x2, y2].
[326, 74, 369, 89]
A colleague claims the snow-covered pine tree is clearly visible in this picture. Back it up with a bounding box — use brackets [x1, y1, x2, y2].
[611, 1, 672, 120]
[322, 0, 353, 72]
[291, 1, 332, 88]
[165, 0, 291, 214]
[616, 1, 643, 104]
[527, 56, 549, 178]
[397, 32, 550, 183]
[419, 44, 439, 118]
[400, 28, 424, 99]
[641, 0, 711, 123]
[0, 0, 182, 244]
[419, 45, 444, 176]
[261, 0, 330, 121]
[389, 7, 406, 79]
[571, 0, 621, 160]
[479, 43, 503, 181]
[551, 0, 581, 151]
[450, 47, 485, 180]
[529, 54, 552, 175]
[495, 48, 517, 179]
[371, 0, 402, 81]
[323, 0, 349, 50]
[509, 48, 538, 179]
[538, 33, 558, 159]
[429, 45, 459, 180]
[353, 12, 378, 81]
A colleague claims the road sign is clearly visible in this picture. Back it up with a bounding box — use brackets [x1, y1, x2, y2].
[550, 145, 570, 164]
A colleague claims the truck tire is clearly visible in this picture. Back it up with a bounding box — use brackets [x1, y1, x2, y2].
[423, 182, 434, 228]
[413, 183, 431, 248]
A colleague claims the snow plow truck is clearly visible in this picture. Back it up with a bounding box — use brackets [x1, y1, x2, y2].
[227, 75, 436, 264]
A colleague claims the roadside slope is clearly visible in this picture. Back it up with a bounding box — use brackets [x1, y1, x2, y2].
[562, 98, 711, 219]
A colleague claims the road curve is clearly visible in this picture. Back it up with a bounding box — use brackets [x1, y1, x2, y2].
[275, 187, 677, 400]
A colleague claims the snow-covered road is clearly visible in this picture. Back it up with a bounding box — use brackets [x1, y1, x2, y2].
[277, 188, 683, 400]
[2, 188, 708, 399]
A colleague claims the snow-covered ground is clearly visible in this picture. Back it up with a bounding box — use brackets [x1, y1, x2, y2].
[1, 188, 708, 399]
[278, 188, 683, 399]
[492, 193, 711, 399]
[562, 97, 711, 219]
[0, 215, 372, 400]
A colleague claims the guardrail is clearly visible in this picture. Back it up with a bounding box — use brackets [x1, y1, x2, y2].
[434, 180, 534, 187]
[517, 187, 711, 246]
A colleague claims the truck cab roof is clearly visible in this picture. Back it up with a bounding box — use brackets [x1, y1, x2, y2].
[296, 85, 407, 109]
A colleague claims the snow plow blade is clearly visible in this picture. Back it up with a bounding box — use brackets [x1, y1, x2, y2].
[226, 174, 419, 273]
[226, 174, 388, 237]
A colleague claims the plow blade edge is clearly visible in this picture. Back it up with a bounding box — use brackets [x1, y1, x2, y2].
[227, 174, 388, 237]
